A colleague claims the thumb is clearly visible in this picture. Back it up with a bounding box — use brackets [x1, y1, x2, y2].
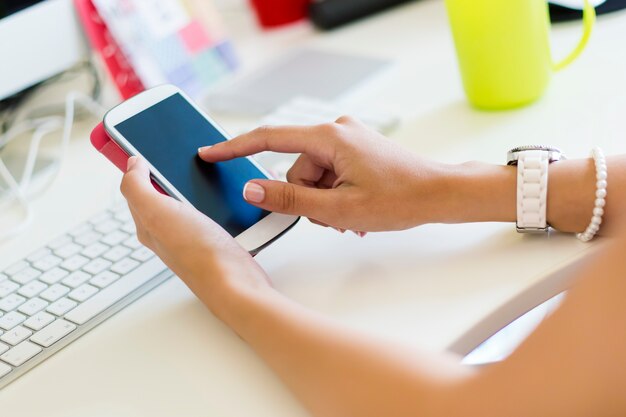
[243, 179, 339, 221]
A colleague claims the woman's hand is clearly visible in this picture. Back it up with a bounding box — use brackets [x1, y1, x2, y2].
[120, 156, 273, 321]
[199, 117, 459, 232]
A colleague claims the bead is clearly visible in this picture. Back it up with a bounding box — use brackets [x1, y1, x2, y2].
[578, 147, 607, 243]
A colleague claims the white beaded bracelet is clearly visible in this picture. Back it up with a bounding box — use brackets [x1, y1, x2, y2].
[577, 147, 608, 242]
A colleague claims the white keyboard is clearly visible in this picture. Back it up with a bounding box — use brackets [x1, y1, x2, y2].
[260, 96, 399, 134]
[0, 205, 172, 389]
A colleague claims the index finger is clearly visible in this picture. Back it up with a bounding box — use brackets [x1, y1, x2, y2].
[198, 124, 333, 163]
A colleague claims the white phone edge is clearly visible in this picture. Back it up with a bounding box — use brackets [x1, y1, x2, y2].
[103, 84, 299, 254]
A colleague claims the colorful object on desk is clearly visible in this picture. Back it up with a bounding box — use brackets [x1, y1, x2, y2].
[90, 122, 167, 195]
[78, 0, 237, 100]
[249, 0, 311, 28]
[75, 0, 145, 99]
[445, 0, 595, 110]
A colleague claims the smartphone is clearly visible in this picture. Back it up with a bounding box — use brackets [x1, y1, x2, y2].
[103, 85, 299, 254]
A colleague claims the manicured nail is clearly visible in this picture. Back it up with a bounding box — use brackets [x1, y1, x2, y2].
[243, 182, 266, 203]
[127, 156, 137, 171]
[198, 145, 212, 155]
[358, 232, 367, 238]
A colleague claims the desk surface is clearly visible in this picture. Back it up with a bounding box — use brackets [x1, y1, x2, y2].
[2, 1, 626, 416]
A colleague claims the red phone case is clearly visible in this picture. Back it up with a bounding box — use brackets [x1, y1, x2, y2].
[90, 122, 167, 194]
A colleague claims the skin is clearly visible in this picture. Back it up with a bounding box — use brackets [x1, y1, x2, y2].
[121, 116, 626, 417]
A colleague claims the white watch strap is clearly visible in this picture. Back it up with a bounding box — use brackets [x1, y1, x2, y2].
[516, 150, 549, 231]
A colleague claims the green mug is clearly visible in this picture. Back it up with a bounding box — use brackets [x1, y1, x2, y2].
[445, 0, 595, 110]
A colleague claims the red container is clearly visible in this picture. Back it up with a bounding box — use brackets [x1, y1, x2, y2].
[249, 0, 310, 28]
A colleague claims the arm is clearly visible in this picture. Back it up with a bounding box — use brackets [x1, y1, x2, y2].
[123, 156, 626, 417]
[449, 155, 626, 234]
[220, 231, 626, 417]
[199, 117, 626, 234]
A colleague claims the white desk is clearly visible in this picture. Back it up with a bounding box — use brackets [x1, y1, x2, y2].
[2, 2, 626, 416]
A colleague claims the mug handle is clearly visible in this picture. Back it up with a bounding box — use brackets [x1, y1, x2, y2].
[553, 0, 596, 71]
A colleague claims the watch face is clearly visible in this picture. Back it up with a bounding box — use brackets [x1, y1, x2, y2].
[507, 145, 565, 165]
[508, 145, 562, 153]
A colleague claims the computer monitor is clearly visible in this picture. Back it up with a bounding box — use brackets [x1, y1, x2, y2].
[0, 0, 87, 101]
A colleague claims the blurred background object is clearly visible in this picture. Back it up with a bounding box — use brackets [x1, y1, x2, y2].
[250, 0, 310, 27]
[550, 0, 626, 21]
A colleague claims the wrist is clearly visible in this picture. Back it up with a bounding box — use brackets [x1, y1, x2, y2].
[435, 162, 516, 225]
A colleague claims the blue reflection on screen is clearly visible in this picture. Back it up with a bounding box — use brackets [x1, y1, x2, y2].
[115, 93, 269, 236]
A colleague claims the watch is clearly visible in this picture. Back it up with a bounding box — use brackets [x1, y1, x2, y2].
[507, 146, 565, 233]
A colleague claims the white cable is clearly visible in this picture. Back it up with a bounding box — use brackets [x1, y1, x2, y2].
[0, 91, 106, 243]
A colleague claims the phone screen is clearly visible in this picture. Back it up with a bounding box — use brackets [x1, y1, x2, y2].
[114, 93, 270, 237]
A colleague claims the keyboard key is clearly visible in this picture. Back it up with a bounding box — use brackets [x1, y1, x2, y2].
[69, 224, 93, 237]
[18, 280, 47, 298]
[90, 211, 112, 225]
[68, 284, 98, 303]
[24, 312, 55, 331]
[66, 257, 167, 325]
[110, 258, 140, 275]
[121, 221, 136, 234]
[31, 319, 76, 348]
[32, 255, 63, 272]
[123, 236, 143, 250]
[83, 258, 112, 275]
[0, 342, 9, 355]
[53, 243, 83, 258]
[40, 267, 69, 285]
[81, 243, 109, 259]
[47, 235, 72, 250]
[0, 281, 19, 298]
[4, 261, 29, 276]
[0, 312, 26, 331]
[95, 220, 121, 234]
[27, 248, 51, 263]
[11, 267, 41, 285]
[40, 284, 70, 302]
[47, 298, 78, 316]
[0, 294, 26, 312]
[101, 231, 128, 247]
[0, 273, 7, 282]
[114, 209, 132, 222]
[1, 326, 32, 346]
[0, 341, 42, 366]
[74, 232, 102, 246]
[90, 271, 120, 289]
[18, 298, 49, 316]
[60, 255, 89, 272]
[62, 271, 91, 289]
[0, 361, 10, 378]
[130, 247, 154, 262]
[103, 247, 131, 263]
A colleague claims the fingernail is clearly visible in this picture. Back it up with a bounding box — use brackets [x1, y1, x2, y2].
[127, 156, 137, 171]
[243, 182, 266, 203]
[198, 146, 212, 155]
[358, 232, 367, 238]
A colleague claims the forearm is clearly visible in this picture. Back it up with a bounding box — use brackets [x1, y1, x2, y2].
[450, 231, 626, 417]
[439, 155, 626, 234]
[216, 285, 474, 417]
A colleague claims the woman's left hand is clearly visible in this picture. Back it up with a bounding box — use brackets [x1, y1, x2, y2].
[120, 156, 273, 320]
